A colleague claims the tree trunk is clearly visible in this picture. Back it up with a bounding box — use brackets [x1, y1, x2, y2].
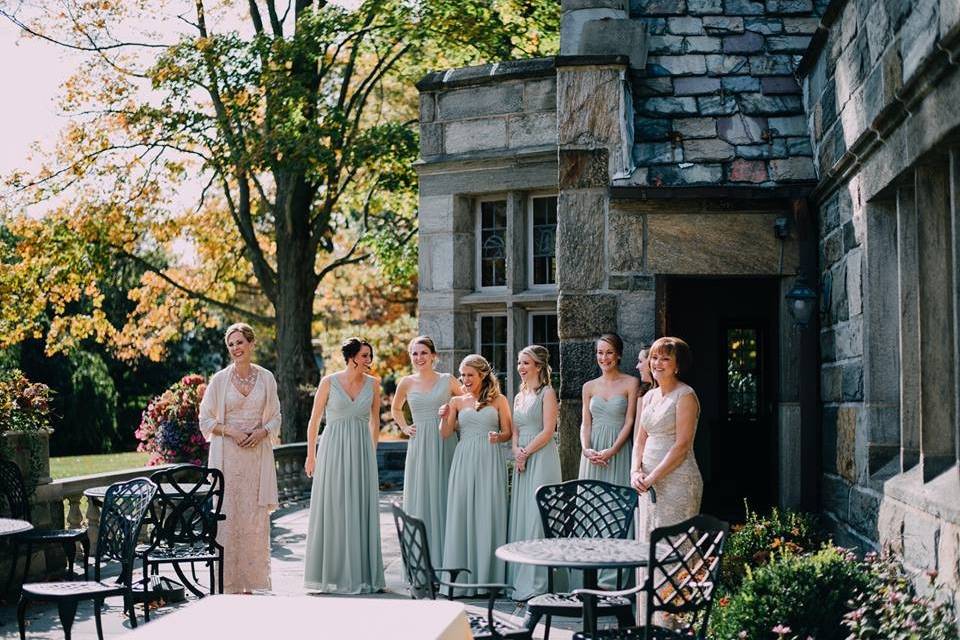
[273, 177, 320, 443]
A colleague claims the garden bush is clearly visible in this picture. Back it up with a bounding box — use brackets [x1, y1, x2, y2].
[844, 552, 958, 640]
[722, 503, 822, 592]
[710, 545, 869, 640]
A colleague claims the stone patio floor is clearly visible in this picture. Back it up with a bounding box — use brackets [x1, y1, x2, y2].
[0, 492, 585, 639]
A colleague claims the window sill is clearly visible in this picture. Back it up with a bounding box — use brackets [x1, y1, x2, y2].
[460, 289, 558, 306]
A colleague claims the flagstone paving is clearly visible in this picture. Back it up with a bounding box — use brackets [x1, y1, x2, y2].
[0, 493, 583, 639]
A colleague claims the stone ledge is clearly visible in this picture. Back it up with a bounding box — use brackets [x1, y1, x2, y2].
[881, 464, 960, 524]
[416, 58, 556, 92]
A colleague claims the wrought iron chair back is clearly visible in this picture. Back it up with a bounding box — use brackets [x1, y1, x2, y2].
[0, 459, 32, 521]
[391, 503, 438, 600]
[147, 464, 224, 548]
[95, 478, 157, 587]
[535, 480, 639, 540]
[643, 514, 729, 637]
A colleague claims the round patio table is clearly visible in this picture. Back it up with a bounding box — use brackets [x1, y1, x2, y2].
[496, 538, 651, 635]
[0, 518, 32, 537]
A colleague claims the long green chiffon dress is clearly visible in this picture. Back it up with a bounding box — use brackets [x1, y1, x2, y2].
[304, 375, 385, 594]
[508, 387, 563, 601]
[577, 393, 633, 588]
[402, 373, 457, 566]
[441, 404, 508, 596]
[577, 394, 632, 486]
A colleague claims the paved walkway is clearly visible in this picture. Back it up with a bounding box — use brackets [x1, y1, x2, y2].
[1, 493, 580, 639]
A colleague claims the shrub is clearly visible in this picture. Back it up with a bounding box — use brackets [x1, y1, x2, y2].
[135, 374, 208, 465]
[710, 545, 869, 640]
[722, 504, 822, 592]
[0, 368, 54, 495]
[0, 368, 53, 434]
[844, 552, 958, 640]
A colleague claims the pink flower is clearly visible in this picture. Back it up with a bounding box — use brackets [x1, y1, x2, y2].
[772, 624, 792, 638]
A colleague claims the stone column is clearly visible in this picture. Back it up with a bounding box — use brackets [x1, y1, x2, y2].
[915, 163, 956, 481]
[418, 193, 474, 374]
[555, 57, 631, 477]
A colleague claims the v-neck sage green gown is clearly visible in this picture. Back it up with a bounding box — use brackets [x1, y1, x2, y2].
[304, 375, 385, 594]
[402, 373, 457, 566]
[442, 404, 508, 597]
[508, 387, 563, 601]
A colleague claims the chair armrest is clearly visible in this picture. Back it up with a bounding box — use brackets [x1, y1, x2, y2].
[572, 583, 647, 600]
[435, 566, 470, 576]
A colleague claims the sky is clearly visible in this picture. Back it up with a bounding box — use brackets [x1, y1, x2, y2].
[0, 0, 361, 185]
[0, 18, 75, 178]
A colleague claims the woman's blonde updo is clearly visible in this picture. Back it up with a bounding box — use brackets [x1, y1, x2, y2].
[224, 322, 256, 345]
[459, 353, 500, 410]
[519, 345, 552, 392]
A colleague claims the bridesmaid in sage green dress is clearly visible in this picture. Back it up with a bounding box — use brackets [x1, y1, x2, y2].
[303, 337, 385, 594]
[391, 335, 460, 566]
[441, 354, 512, 597]
[508, 345, 563, 601]
[578, 333, 639, 487]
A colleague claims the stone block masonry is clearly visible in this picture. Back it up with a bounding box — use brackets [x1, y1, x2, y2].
[625, 0, 818, 187]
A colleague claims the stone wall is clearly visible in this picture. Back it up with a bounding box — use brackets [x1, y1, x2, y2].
[417, 58, 558, 161]
[803, 0, 960, 603]
[416, 59, 559, 375]
[618, 0, 826, 187]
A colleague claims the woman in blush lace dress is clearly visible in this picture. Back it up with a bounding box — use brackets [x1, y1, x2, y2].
[632, 337, 702, 540]
[199, 322, 280, 594]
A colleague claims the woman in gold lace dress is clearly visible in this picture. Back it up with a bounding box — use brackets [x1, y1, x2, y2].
[199, 323, 281, 594]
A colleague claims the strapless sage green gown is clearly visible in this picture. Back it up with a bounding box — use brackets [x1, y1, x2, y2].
[402, 373, 457, 566]
[304, 375, 385, 594]
[442, 404, 508, 596]
[577, 394, 632, 486]
[508, 387, 563, 601]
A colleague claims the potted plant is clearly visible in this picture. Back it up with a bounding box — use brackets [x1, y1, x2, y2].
[0, 369, 54, 495]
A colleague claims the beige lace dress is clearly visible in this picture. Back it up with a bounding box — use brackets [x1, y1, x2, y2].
[218, 376, 273, 593]
[636, 384, 703, 542]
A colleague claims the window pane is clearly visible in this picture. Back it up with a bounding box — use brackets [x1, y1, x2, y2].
[726, 327, 759, 418]
[531, 196, 557, 286]
[531, 313, 560, 387]
[479, 316, 508, 390]
[480, 201, 507, 287]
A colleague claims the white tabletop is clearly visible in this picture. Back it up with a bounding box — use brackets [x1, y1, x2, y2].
[125, 595, 472, 640]
[0, 518, 33, 537]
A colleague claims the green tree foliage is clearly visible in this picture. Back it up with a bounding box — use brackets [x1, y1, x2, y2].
[0, 0, 559, 441]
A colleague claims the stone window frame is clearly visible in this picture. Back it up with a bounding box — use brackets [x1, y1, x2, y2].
[475, 196, 510, 292]
[863, 151, 960, 482]
[527, 193, 559, 290]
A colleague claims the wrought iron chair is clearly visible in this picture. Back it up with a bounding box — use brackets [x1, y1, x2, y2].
[17, 477, 157, 640]
[523, 480, 647, 640]
[0, 460, 91, 596]
[138, 464, 224, 619]
[391, 503, 531, 640]
[571, 514, 730, 640]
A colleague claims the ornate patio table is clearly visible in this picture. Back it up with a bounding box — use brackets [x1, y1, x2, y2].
[124, 594, 473, 639]
[0, 518, 32, 537]
[497, 538, 651, 635]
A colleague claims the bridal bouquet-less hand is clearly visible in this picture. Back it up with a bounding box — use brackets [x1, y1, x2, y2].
[136, 374, 208, 465]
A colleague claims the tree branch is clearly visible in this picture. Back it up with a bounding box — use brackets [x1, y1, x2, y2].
[116, 249, 274, 324]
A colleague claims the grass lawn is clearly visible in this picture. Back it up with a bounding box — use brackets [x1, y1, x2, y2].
[49, 451, 151, 479]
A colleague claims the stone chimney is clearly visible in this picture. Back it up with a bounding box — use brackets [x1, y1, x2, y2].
[561, 0, 649, 69]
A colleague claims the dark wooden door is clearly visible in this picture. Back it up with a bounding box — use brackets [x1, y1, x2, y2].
[661, 276, 779, 522]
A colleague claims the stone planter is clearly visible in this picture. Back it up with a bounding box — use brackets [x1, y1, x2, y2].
[1, 428, 53, 490]
[376, 440, 407, 491]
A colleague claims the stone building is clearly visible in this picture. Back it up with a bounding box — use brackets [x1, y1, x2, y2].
[415, 0, 959, 594]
